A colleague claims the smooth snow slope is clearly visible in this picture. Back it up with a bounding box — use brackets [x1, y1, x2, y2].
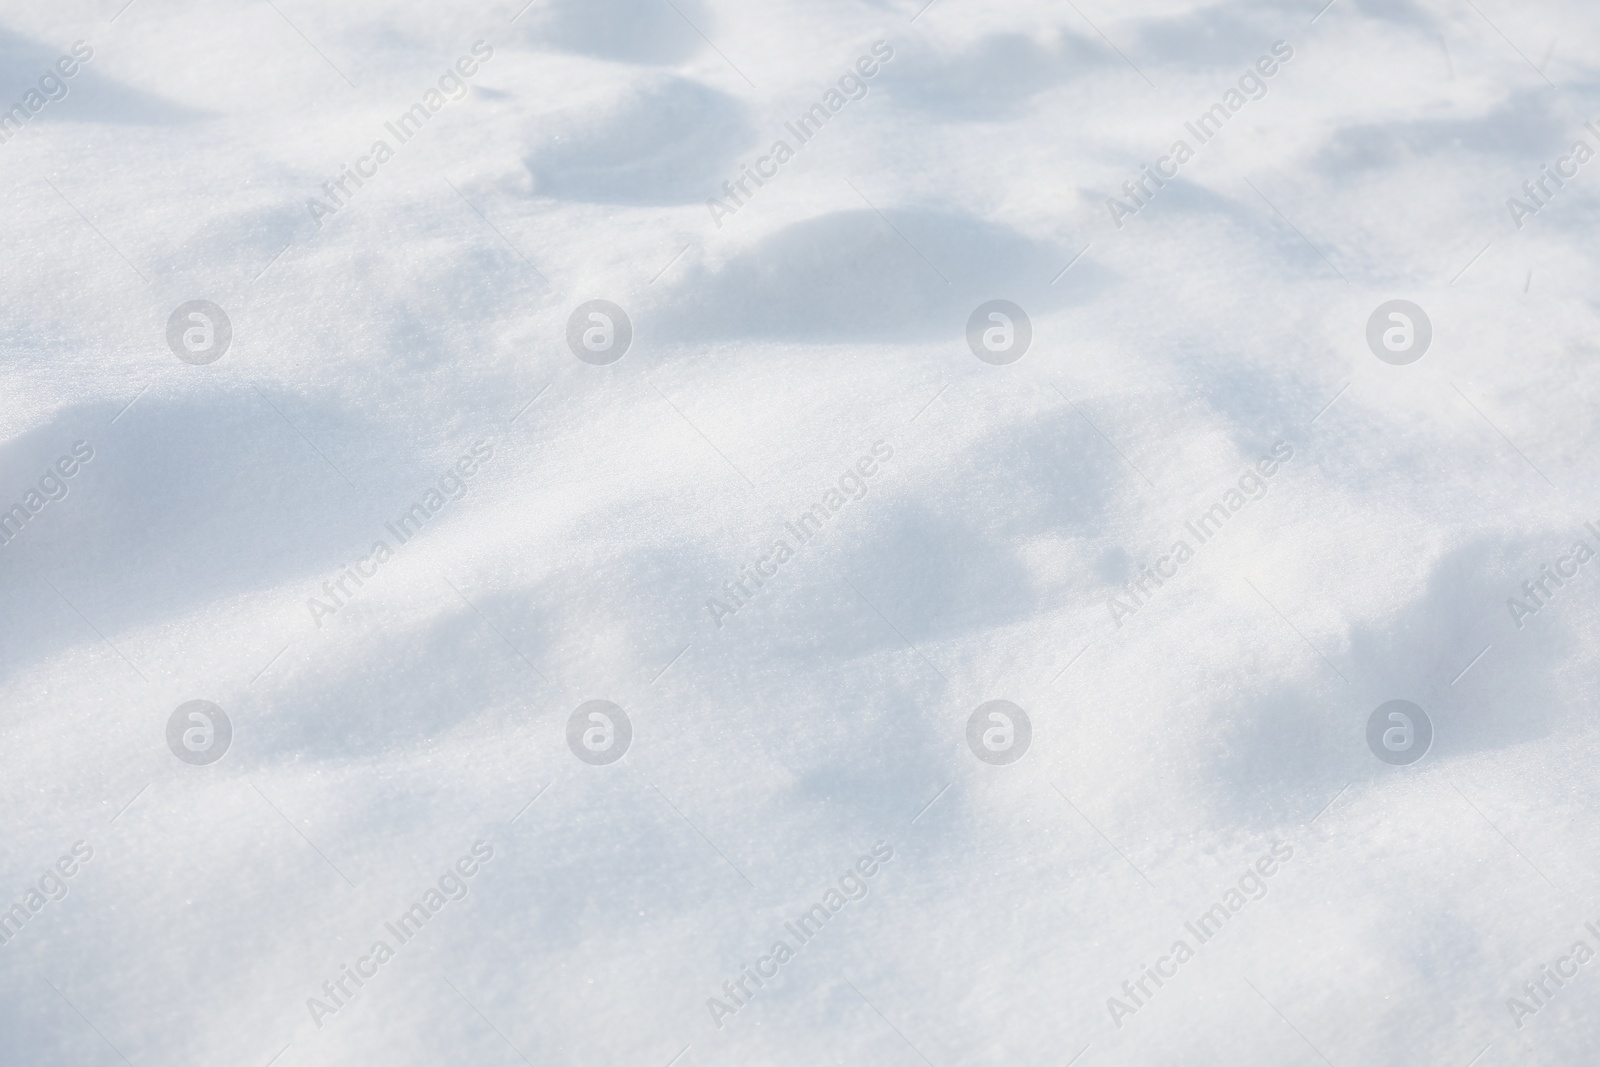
[3, 0, 1600, 1064]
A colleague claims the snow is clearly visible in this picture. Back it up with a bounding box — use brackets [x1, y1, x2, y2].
[3, 0, 1600, 1063]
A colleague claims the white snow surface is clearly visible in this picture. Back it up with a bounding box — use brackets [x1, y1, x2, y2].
[3, 0, 1600, 1063]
